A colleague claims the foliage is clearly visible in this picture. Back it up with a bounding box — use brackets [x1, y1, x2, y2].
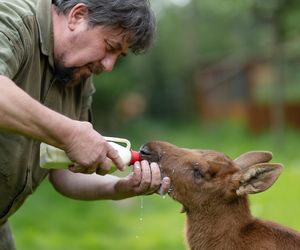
[92, 0, 300, 128]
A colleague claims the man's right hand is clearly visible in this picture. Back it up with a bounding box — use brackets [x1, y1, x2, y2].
[64, 121, 125, 174]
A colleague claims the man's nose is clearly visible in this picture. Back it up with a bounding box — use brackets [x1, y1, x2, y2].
[101, 55, 118, 72]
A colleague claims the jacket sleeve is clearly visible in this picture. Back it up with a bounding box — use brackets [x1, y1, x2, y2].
[0, 30, 24, 78]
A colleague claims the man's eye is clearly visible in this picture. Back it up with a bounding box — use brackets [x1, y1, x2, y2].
[106, 43, 116, 52]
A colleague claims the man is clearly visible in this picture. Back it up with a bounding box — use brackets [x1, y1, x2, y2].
[0, 0, 170, 249]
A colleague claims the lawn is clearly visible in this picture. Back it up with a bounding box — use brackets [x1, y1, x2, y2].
[10, 119, 300, 250]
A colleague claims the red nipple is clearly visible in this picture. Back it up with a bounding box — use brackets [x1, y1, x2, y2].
[130, 150, 141, 165]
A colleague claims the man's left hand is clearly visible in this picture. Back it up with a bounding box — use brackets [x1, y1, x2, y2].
[114, 160, 170, 198]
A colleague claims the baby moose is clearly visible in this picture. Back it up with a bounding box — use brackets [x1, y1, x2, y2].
[140, 141, 300, 250]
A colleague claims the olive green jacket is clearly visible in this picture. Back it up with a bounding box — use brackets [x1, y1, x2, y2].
[0, 0, 95, 224]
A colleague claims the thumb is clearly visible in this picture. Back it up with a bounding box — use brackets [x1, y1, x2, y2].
[106, 145, 125, 171]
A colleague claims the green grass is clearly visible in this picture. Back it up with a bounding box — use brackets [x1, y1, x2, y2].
[11, 181, 186, 250]
[10, 119, 300, 249]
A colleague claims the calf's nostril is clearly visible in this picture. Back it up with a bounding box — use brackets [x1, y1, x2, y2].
[139, 145, 160, 162]
[140, 147, 151, 156]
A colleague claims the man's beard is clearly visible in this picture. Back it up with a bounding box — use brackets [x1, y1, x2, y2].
[53, 58, 88, 86]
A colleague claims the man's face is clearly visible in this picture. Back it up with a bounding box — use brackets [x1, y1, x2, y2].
[53, 24, 129, 86]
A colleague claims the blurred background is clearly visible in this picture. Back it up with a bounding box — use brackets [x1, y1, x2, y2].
[11, 0, 300, 249]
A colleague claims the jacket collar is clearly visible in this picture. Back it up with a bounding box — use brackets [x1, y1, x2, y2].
[36, 0, 54, 68]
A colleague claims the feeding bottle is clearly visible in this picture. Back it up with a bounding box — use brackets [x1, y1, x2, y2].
[39, 136, 141, 174]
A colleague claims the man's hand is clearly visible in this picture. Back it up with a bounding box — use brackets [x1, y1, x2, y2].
[64, 121, 125, 174]
[114, 160, 171, 199]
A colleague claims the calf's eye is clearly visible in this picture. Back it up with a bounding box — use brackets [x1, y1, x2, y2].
[193, 168, 204, 178]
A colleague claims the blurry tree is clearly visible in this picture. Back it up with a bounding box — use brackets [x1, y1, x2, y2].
[130, 0, 258, 119]
[251, 0, 300, 140]
[92, 0, 300, 132]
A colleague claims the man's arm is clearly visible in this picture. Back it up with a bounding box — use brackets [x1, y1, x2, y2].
[49, 161, 171, 200]
[0, 75, 124, 172]
[0, 75, 75, 146]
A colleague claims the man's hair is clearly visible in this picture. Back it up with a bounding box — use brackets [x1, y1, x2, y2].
[52, 0, 156, 54]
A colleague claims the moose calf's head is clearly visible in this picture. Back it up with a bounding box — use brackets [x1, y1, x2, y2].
[140, 141, 283, 211]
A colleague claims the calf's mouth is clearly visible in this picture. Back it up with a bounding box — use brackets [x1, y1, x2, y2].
[139, 144, 160, 163]
[140, 143, 179, 199]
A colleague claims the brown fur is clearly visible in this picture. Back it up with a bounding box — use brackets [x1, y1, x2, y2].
[140, 141, 300, 250]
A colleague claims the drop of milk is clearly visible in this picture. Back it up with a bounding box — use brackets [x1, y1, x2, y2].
[135, 196, 144, 239]
[140, 196, 144, 209]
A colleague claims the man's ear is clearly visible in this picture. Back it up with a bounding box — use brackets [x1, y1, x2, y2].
[67, 3, 88, 30]
[235, 163, 283, 196]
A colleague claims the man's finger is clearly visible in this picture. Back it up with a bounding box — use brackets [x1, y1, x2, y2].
[68, 163, 84, 173]
[131, 162, 142, 186]
[106, 145, 125, 171]
[96, 158, 112, 175]
[148, 162, 162, 190]
[68, 163, 95, 174]
[157, 177, 171, 195]
[142, 162, 163, 195]
[138, 160, 152, 192]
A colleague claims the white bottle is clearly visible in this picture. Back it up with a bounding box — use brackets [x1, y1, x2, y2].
[39, 136, 141, 173]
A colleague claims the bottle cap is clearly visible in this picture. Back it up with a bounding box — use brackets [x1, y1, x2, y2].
[130, 150, 141, 165]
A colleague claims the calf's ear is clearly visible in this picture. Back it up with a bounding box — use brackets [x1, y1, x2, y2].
[236, 163, 283, 196]
[234, 151, 273, 169]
